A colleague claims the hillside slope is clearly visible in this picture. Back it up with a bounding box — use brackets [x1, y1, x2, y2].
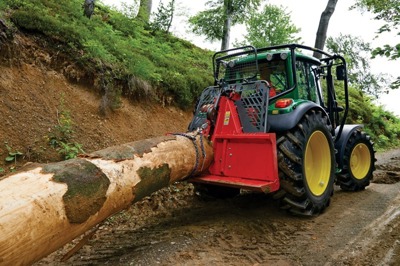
[0, 31, 193, 176]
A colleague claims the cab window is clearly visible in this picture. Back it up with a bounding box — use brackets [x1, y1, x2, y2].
[296, 60, 319, 103]
[258, 60, 288, 95]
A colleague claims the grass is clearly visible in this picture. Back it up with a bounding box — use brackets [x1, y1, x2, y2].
[2, 0, 213, 108]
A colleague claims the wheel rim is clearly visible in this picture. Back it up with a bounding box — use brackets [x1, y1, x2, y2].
[350, 143, 371, 180]
[304, 131, 331, 196]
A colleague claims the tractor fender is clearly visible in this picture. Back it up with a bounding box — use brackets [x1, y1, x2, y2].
[334, 124, 364, 169]
[268, 102, 328, 133]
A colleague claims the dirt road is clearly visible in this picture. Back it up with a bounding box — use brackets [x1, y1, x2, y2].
[37, 149, 400, 266]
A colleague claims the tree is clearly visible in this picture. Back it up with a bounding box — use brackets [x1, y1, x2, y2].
[189, 0, 262, 50]
[150, 0, 176, 33]
[352, 0, 400, 89]
[235, 4, 301, 48]
[314, 0, 338, 58]
[138, 0, 153, 23]
[326, 34, 390, 97]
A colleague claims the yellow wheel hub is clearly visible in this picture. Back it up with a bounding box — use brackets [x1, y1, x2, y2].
[350, 143, 371, 180]
[304, 131, 331, 196]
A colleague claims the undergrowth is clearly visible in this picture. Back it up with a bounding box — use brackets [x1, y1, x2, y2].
[336, 85, 400, 151]
[48, 94, 84, 160]
[2, 0, 213, 108]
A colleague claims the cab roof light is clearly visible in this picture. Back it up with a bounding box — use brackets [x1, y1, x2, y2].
[275, 98, 293, 108]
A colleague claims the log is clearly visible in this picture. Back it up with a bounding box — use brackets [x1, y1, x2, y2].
[0, 133, 213, 265]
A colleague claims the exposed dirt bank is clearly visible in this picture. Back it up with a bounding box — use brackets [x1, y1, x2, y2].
[0, 33, 192, 177]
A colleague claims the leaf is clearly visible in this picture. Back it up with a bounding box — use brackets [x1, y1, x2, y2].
[9, 151, 23, 156]
[5, 156, 15, 162]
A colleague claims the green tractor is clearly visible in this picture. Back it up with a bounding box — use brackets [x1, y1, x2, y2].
[188, 44, 376, 215]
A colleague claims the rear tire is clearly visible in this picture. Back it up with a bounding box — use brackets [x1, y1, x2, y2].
[336, 129, 376, 191]
[276, 110, 335, 216]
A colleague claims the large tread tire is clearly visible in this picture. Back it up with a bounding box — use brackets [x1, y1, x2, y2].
[336, 129, 376, 191]
[194, 183, 240, 200]
[276, 110, 335, 216]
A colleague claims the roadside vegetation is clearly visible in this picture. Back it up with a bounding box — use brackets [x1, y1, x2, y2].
[0, 0, 399, 152]
[0, 0, 213, 109]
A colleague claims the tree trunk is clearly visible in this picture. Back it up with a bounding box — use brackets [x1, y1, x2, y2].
[314, 0, 338, 58]
[138, 0, 153, 23]
[0, 134, 213, 265]
[166, 0, 176, 33]
[221, 0, 233, 50]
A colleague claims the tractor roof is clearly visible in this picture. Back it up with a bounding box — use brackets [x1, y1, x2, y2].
[234, 49, 321, 65]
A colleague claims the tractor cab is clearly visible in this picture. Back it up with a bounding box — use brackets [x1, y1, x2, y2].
[190, 44, 348, 140]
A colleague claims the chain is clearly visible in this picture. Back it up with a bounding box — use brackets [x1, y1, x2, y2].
[170, 130, 206, 178]
[199, 133, 207, 172]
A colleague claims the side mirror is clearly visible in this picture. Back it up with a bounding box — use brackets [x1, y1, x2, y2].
[336, 65, 346, 81]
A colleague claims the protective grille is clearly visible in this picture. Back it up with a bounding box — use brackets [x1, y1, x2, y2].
[235, 81, 270, 133]
[214, 47, 258, 83]
[188, 86, 221, 131]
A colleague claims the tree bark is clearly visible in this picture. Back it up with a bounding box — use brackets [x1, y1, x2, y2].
[0, 134, 213, 265]
[314, 0, 338, 58]
[221, 0, 233, 50]
[138, 0, 153, 23]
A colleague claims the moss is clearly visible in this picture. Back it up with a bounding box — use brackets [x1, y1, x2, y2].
[133, 163, 171, 202]
[43, 158, 110, 224]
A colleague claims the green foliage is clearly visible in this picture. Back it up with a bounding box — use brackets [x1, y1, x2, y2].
[189, 5, 224, 42]
[49, 95, 74, 145]
[334, 83, 400, 150]
[4, 144, 23, 163]
[117, 0, 140, 19]
[2, 0, 213, 108]
[188, 0, 262, 43]
[150, 0, 175, 33]
[352, 0, 399, 60]
[235, 4, 301, 48]
[326, 34, 391, 98]
[48, 95, 85, 160]
[352, 0, 400, 89]
[58, 142, 85, 160]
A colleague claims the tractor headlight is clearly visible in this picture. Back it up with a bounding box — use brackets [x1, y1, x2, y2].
[280, 53, 288, 60]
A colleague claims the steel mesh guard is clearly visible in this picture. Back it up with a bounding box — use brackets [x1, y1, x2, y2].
[214, 46, 258, 84]
[188, 86, 221, 131]
[235, 81, 270, 133]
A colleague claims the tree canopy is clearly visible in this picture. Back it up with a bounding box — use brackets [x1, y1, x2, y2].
[326, 34, 390, 98]
[188, 0, 262, 50]
[235, 4, 300, 48]
[352, 0, 400, 88]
